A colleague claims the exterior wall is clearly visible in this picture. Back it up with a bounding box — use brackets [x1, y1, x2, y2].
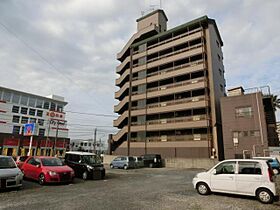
[205, 23, 226, 160]
[137, 10, 167, 32]
[221, 92, 269, 159]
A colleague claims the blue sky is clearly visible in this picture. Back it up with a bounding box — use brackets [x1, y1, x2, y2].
[0, 0, 279, 140]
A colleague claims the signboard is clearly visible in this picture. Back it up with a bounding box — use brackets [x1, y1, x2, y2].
[23, 123, 38, 136]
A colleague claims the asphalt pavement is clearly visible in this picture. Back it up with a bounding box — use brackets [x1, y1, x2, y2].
[0, 167, 279, 210]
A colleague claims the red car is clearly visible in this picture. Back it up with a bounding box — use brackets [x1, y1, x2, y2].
[21, 156, 75, 185]
[15, 156, 29, 169]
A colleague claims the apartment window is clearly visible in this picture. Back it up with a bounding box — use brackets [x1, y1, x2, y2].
[137, 115, 146, 125]
[137, 99, 146, 109]
[38, 128, 45, 136]
[50, 102, 56, 111]
[250, 130, 260, 137]
[81, 142, 84, 146]
[29, 108, 36, 116]
[138, 56, 146, 66]
[235, 106, 253, 118]
[220, 84, 223, 92]
[3, 91, 11, 102]
[38, 119, 44, 126]
[29, 118, 36, 124]
[217, 54, 221, 61]
[138, 70, 146, 79]
[84, 143, 87, 146]
[12, 116, 20, 123]
[43, 101, 50, 110]
[232, 131, 239, 145]
[28, 98, 36, 107]
[20, 95, 28, 106]
[12, 126, 20, 134]
[57, 104, 63, 112]
[21, 117, 28, 124]
[12, 106, 19, 113]
[21, 107, 28, 115]
[12, 94, 20, 104]
[138, 44, 146, 53]
[36, 99, 43, 108]
[138, 84, 146, 94]
[219, 69, 222, 76]
[88, 143, 91, 147]
[37, 110, 43, 117]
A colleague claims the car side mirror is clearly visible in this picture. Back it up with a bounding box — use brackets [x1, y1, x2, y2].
[36, 164, 41, 168]
[212, 169, 217, 175]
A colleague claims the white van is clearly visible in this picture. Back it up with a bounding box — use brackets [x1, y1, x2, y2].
[192, 159, 279, 204]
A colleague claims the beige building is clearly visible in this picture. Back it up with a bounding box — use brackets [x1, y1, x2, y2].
[221, 86, 279, 159]
[112, 10, 226, 159]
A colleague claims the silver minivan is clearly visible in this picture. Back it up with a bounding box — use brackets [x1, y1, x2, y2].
[110, 156, 136, 170]
[0, 156, 23, 190]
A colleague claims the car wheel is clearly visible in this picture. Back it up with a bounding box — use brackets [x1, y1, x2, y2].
[256, 188, 273, 204]
[82, 171, 88, 180]
[110, 164, 114, 169]
[272, 168, 279, 175]
[149, 163, 153, 168]
[38, 174, 45, 185]
[124, 165, 128, 170]
[196, 182, 210, 195]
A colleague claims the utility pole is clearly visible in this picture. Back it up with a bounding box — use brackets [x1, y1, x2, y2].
[93, 128, 97, 154]
[46, 119, 51, 156]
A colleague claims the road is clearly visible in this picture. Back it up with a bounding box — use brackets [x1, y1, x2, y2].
[0, 167, 279, 210]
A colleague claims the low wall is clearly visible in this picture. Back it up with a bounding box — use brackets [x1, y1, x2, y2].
[164, 158, 218, 169]
[103, 155, 218, 169]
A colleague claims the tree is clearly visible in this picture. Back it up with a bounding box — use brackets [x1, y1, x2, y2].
[272, 95, 280, 111]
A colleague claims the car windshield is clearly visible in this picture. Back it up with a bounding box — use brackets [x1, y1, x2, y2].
[0, 157, 17, 169]
[81, 155, 101, 165]
[41, 158, 64, 166]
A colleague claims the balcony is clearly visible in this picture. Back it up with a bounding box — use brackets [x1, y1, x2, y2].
[131, 134, 210, 142]
[116, 56, 130, 74]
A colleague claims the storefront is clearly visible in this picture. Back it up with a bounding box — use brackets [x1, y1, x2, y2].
[2, 138, 20, 157]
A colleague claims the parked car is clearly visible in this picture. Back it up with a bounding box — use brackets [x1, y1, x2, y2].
[21, 156, 74, 185]
[253, 157, 280, 175]
[0, 155, 23, 190]
[110, 156, 136, 170]
[64, 151, 105, 180]
[15, 156, 29, 169]
[143, 154, 162, 168]
[192, 159, 279, 204]
[134, 156, 144, 168]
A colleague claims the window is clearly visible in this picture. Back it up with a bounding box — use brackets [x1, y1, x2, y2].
[235, 106, 253, 118]
[138, 56, 147, 65]
[12, 116, 20, 123]
[50, 102, 56, 111]
[12, 94, 20, 104]
[138, 84, 146, 94]
[216, 40, 220, 48]
[37, 110, 43, 117]
[36, 99, 43, 108]
[3, 91, 11, 102]
[138, 44, 146, 53]
[12, 126, 20, 134]
[219, 69, 222, 76]
[43, 101, 50, 109]
[38, 119, 44, 126]
[28, 98, 36, 107]
[12, 106, 19, 113]
[29, 108, 36, 116]
[57, 104, 63, 112]
[138, 70, 146, 79]
[81, 142, 84, 146]
[29, 118, 36, 123]
[84, 143, 87, 146]
[217, 54, 221, 61]
[20, 95, 28, 106]
[21, 117, 28, 124]
[238, 162, 262, 175]
[215, 161, 236, 174]
[38, 128, 45, 136]
[21, 107, 28, 115]
[137, 99, 146, 109]
[68, 154, 80, 162]
[220, 84, 223, 92]
[137, 115, 146, 125]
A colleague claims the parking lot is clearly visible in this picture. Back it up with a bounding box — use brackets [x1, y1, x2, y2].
[0, 166, 280, 210]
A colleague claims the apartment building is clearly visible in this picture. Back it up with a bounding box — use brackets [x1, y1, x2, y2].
[221, 86, 279, 159]
[112, 10, 226, 159]
[0, 86, 69, 157]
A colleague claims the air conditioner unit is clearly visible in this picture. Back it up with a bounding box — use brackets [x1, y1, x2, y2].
[194, 134, 201, 141]
[161, 135, 167, 141]
[161, 103, 167, 107]
[193, 116, 200, 121]
[192, 97, 199, 102]
[191, 80, 198, 84]
[161, 119, 167, 124]
[160, 86, 166, 90]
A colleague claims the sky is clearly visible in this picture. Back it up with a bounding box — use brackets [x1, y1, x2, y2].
[0, 0, 279, 142]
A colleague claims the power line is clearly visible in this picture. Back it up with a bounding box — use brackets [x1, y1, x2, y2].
[66, 110, 116, 117]
[0, 20, 108, 112]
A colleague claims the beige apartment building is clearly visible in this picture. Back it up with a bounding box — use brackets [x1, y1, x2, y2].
[112, 10, 226, 159]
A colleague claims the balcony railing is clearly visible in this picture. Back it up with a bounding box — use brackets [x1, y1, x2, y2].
[131, 134, 211, 142]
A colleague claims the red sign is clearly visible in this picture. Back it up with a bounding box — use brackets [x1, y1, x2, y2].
[22, 138, 37, 147]
[3, 138, 19, 146]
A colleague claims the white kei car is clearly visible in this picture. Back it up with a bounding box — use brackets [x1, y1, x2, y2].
[192, 159, 279, 204]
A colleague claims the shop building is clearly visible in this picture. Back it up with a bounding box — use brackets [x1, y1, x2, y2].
[0, 86, 69, 157]
[112, 10, 226, 159]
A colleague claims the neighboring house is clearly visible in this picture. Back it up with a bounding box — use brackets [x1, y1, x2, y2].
[0, 86, 69, 157]
[113, 9, 226, 159]
[221, 86, 279, 159]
